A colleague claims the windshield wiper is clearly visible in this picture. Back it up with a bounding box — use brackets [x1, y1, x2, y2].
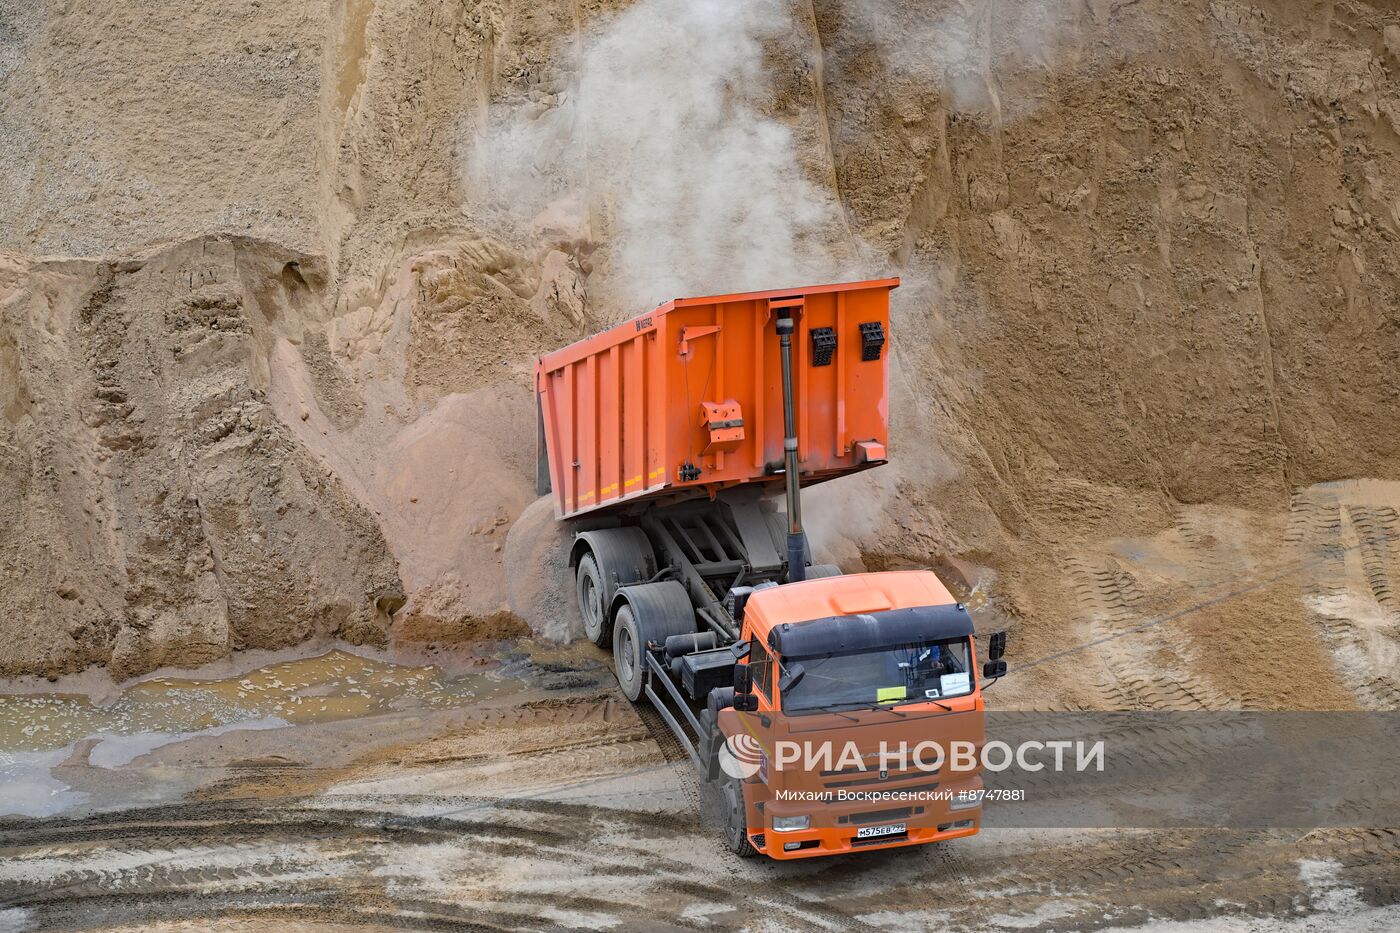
[808, 700, 905, 717]
[858, 703, 907, 718]
[868, 697, 955, 714]
[907, 691, 955, 712]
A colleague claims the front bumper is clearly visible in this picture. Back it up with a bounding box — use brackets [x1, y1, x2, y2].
[753, 811, 980, 860]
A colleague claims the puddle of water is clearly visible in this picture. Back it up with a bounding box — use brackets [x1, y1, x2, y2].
[86, 717, 292, 769]
[0, 748, 89, 818]
[0, 648, 534, 757]
[0, 718, 292, 818]
[0, 640, 607, 818]
[0, 907, 33, 933]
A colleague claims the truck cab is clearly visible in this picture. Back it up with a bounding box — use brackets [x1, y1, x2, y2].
[714, 571, 996, 859]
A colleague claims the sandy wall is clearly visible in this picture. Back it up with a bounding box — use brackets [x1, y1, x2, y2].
[2, 0, 1400, 702]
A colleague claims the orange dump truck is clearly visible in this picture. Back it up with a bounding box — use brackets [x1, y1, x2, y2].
[534, 280, 1007, 859]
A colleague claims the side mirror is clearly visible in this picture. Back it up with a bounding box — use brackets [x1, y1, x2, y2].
[983, 659, 1008, 679]
[987, 630, 1007, 661]
[778, 662, 806, 694]
[730, 640, 752, 661]
[733, 663, 753, 694]
[734, 692, 759, 712]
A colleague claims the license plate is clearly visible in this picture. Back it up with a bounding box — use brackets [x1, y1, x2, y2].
[856, 822, 905, 839]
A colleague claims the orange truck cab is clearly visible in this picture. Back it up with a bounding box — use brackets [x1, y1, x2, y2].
[714, 571, 993, 859]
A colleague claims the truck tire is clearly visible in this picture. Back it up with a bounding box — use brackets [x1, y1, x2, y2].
[805, 563, 842, 579]
[723, 774, 758, 857]
[572, 528, 656, 647]
[610, 581, 695, 702]
[575, 554, 609, 646]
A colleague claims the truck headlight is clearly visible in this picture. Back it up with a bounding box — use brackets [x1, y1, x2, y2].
[949, 791, 983, 811]
[772, 814, 811, 832]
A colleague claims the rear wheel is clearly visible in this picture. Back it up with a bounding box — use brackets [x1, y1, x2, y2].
[610, 581, 696, 702]
[612, 605, 645, 700]
[723, 774, 758, 857]
[575, 553, 610, 647]
[805, 563, 842, 580]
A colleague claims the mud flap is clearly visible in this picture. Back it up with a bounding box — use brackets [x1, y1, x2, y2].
[697, 708, 723, 782]
[698, 686, 735, 783]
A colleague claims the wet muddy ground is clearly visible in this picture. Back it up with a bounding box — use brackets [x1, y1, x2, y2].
[1, 641, 1397, 931]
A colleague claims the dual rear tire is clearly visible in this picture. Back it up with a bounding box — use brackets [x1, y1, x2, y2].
[572, 528, 656, 648]
[609, 581, 696, 701]
[574, 532, 694, 701]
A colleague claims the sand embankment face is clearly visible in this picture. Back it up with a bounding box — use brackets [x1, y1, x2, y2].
[3, 0, 1400, 701]
[0, 241, 404, 679]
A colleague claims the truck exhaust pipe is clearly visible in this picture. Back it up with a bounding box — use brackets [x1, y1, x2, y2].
[776, 309, 806, 583]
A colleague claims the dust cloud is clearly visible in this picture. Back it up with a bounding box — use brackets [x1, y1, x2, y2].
[466, 0, 850, 313]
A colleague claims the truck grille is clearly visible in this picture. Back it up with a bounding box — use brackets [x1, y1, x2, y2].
[824, 771, 939, 789]
[847, 806, 913, 825]
[821, 760, 939, 788]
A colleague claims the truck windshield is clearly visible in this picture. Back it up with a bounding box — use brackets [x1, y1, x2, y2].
[780, 637, 974, 713]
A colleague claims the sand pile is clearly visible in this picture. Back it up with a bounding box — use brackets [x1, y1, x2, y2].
[2, 0, 1399, 706]
[0, 240, 403, 679]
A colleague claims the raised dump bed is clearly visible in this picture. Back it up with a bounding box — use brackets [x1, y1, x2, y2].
[535, 279, 898, 519]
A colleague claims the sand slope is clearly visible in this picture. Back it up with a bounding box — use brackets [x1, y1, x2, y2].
[0, 0, 1398, 705]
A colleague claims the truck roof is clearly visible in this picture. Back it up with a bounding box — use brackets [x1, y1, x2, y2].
[743, 570, 959, 647]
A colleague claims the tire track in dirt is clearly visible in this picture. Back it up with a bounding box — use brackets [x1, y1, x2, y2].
[1292, 486, 1400, 711]
[1068, 556, 1227, 711]
[956, 827, 1400, 930]
[634, 702, 703, 813]
[3, 797, 1397, 930]
[629, 701, 891, 932]
[0, 800, 670, 927]
[1174, 506, 1233, 580]
[0, 795, 893, 932]
[1349, 506, 1400, 609]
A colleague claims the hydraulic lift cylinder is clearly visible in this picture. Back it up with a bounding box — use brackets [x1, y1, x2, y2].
[777, 310, 806, 583]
